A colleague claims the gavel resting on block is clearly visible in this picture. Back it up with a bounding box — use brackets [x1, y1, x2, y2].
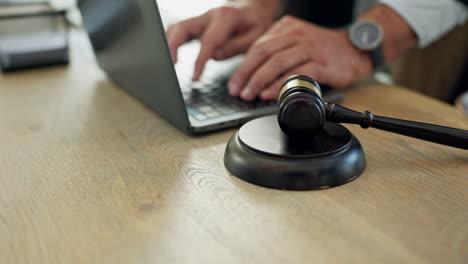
[224, 75, 468, 190]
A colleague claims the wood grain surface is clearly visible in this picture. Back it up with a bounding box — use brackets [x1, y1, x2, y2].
[0, 32, 467, 264]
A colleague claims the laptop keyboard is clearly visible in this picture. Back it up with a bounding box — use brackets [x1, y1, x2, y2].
[181, 80, 276, 121]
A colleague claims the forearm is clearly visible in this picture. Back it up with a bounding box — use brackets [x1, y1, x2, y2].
[357, 3, 418, 63]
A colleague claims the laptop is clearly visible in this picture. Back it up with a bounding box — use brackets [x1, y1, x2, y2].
[78, 0, 344, 134]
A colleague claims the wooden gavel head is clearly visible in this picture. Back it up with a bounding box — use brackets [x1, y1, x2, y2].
[277, 75, 326, 136]
[277, 75, 468, 149]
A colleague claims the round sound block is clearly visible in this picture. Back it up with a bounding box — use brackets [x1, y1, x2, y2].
[224, 115, 366, 190]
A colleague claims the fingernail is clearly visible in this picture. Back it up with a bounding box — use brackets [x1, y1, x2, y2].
[241, 88, 253, 101]
[192, 70, 200, 81]
[228, 81, 239, 95]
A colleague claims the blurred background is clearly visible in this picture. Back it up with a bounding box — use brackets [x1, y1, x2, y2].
[1, 0, 467, 108]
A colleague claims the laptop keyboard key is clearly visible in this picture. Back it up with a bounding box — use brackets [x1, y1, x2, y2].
[194, 113, 208, 121]
[187, 108, 199, 116]
[205, 110, 221, 118]
[216, 107, 236, 114]
[182, 77, 277, 122]
[197, 105, 214, 113]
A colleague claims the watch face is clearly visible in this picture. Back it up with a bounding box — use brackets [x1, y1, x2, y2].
[349, 21, 383, 50]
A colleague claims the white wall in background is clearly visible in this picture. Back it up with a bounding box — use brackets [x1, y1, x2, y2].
[157, 0, 225, 25]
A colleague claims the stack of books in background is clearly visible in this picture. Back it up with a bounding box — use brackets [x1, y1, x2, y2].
[0, 0, 69, 72]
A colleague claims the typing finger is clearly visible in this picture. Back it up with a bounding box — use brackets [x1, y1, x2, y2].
[193, 8, 240, 81]
[166, 14, 209, 63]
[228, 34, 296, 97]
[213, 27, 262, 60]
[240, 45, 309, 101]
[260, 62, 325, 100]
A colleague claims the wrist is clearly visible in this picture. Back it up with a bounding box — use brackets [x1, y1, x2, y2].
[347, 21, 385, 70]
[356, 4, 417, 62]
[338, 29, 373, 78]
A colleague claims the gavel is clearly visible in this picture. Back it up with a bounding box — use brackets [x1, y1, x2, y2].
[277, 75, 468, 150]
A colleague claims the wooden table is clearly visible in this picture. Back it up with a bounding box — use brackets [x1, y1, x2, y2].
[0, 33, 467, 264]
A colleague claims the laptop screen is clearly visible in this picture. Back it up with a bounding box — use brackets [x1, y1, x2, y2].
[78, 0, 191, 132]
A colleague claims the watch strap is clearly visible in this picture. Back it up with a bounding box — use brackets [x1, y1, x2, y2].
[348, 21, 385, 71]
[369, 43, 384, 70]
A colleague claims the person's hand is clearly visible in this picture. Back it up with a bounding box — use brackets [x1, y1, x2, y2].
[228, 15, 373, 101]
[166, 1, 278, 81]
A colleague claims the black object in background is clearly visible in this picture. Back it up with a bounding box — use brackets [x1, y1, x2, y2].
[285, 0, 355, 28]
[0, 2, 69, 72]
[450, 59, 468, 104]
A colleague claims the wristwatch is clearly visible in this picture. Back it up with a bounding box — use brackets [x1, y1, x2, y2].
[348, 21, 384, 70]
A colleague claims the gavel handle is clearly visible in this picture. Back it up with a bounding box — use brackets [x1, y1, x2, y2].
[325, 103, 468, 150]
